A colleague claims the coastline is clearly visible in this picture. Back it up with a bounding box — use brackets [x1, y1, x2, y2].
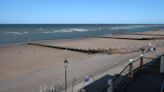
[0, 29, 164, 92]
[0, 28, 164, 47]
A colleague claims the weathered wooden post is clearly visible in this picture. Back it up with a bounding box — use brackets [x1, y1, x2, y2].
[107, 79, 113, 92]
[128, 59, 133, 79]
[140, 54, 144, 70]
[160, 55, 164, 73]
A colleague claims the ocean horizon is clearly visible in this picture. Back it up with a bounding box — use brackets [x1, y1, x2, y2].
[0, 24, 164, 45]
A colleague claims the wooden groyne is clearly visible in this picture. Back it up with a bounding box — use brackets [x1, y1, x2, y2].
[129, 33, 164, 36]
[27, 43, 139, 55]
[96, 36, 164, 40]
[27, 43, 99, 54]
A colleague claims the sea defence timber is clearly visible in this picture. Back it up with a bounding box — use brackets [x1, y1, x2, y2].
[96, 36, 164, 40]
[27, 43, 99, 54]
[130, 33, 164, 36]
[27, 43, 138, 55]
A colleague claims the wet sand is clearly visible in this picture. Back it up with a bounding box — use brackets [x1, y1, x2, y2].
[42, 38, 163, 50]
[136, 29, 164, 35]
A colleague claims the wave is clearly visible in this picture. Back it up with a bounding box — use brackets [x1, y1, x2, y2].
[43, 28, 89, 34]
[38, 28, 44, 31]
[3, 25, 162, 35]
[152, 25, 162, 26]
[5, 31, 28, 35]
[109, 25, 162, 30]
[109, 25, 146, 30]
[42, 25, 162, 34]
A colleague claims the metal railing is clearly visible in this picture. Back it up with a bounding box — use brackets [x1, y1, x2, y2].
[40, 59, 128, 92]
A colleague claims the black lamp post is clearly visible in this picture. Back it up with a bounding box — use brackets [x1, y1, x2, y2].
[64, 59, 68, 92]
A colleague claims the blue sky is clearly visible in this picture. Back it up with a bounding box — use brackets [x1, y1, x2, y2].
[0, 0, 164, 24]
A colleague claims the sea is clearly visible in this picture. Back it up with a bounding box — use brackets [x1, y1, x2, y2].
[0, 24, 164, 45]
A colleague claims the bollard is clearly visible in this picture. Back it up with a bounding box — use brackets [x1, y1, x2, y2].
[160, 56, 164, 73]
[71, 78, 76, 92]
[140, 54, 144, 70]
[128, 59, 133, 79]
[43, 84, 47, 92]
[107, 79, 113, 92]
[40, 87, 43, 92]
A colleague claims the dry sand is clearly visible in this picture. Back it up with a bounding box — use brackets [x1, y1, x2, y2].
[0, 30, 164, 92]
[0, 44, 90, 80]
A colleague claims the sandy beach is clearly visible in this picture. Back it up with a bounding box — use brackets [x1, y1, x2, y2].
[0, 45, 90, 80]
[0, 30, 164, 92]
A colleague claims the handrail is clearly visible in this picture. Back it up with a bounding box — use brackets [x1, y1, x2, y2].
[101, 63, 130, 92]
[102, 56, 142, 92]
[131, 56, 141, 63]
[113, 57, 140, 82]
[113, 63, 130, 82]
